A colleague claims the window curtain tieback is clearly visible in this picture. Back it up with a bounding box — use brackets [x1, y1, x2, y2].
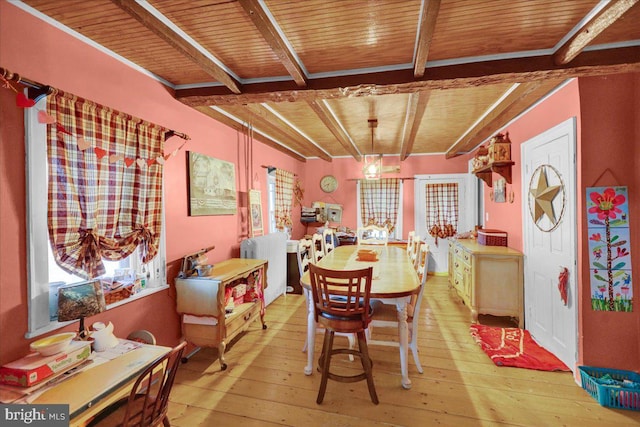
[136, 225, 157, 263]
[76, 229, 103, 277]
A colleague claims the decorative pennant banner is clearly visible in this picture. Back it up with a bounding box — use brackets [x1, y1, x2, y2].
[16, 92, 36, 107]
[77, 137, 91, 151]
[2, 83, 190, 167]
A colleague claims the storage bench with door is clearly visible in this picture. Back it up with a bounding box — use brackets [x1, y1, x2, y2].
[448, 239, 523, 327]
[175, 258, 268, 370]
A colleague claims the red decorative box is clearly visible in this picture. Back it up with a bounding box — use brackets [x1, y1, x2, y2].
[477, 229, 508, 247]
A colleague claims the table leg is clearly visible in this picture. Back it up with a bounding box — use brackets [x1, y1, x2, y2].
[396, 300, 411, 389]
[304, 289, 315, 375]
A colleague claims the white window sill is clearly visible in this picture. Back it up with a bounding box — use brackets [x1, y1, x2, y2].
[25, 284, 169, 339]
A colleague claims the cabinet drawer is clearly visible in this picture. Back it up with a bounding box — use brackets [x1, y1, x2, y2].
[225, 302, 260, 338]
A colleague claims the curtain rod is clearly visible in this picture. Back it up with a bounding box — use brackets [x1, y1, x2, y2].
[347, 177, 415, 181]
[0, 66, 190, 141]
[260, 165, 298, 176]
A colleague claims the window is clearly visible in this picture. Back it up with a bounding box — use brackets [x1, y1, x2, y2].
[356, 179, 403, 239]
[25, 97, 167, 338]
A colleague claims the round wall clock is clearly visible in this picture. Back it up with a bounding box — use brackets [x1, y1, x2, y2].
[320, 175, 338, 193]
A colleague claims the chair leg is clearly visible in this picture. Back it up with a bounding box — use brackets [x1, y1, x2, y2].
[346, 333, 355, 362]
[410, 342, 424, 374]
[357, 330, 379, 404]
[317, 330, 334, 404]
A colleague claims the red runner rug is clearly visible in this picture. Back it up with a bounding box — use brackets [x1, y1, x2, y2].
[470, 324, 570, 371]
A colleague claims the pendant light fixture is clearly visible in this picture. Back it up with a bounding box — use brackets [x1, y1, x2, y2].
[363, 118, 382, 180]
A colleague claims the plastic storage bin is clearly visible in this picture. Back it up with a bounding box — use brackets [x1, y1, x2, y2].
[579, 365, 640, 410]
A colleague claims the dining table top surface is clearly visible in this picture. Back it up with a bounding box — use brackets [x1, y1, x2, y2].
[300, 245, 420, 298]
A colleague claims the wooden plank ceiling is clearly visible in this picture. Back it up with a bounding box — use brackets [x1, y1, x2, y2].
[20, 0, 640, 162]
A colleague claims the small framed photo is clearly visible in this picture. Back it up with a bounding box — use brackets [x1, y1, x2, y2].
[249, 189, 263, 237]
[494, 178, 506, 203]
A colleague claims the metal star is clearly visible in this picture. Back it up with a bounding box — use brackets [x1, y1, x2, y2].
[530, 167, 561, 224]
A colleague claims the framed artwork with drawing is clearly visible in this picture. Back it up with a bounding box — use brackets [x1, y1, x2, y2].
[249, 189, 263, 237]
[494, 178, 506, 203]
[187, 151, 237, 216]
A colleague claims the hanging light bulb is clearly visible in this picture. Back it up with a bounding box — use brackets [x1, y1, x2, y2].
[363, 119, 382, 180]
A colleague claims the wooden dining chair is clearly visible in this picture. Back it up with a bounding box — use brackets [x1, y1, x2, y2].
[127, 330, 157, 345]
[299, 237, 356, 358]
[322, 228, 336, 255]
[88, 341, 187, 427]
[406, 231, 415, 255]
[311, 233, 325, 263]
[356, 224, 389, 246]
[408, 235, 422, 269]
[308, 263, 378, 404]
[367, 243, 430, 374]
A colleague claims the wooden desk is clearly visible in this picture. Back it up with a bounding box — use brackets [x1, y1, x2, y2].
[300, 245, 420, 389]
[33, 343, 171, 426]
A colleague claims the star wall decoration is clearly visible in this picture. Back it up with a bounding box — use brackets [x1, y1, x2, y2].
[528, 165, 565, 231]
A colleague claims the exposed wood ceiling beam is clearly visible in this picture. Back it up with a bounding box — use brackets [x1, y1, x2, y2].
[238, 0, 307, 87]
[176, 46, 640, 106]
[554, 0, 639, 65]
[400, 91, 430, 160]
[446, 79, 565, 158]
[195, 106, 306, 162]
[242, 104, 331, 161]
[110, 0, 241, 94]
[307, 100, 362, 161]
[413, 0, 441, 78]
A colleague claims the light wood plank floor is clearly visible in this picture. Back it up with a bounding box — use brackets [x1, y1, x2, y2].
[168, 276, 640, 426]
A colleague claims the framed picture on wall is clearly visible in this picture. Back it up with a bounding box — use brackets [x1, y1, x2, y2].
[249, 189, 263, 237]
[494, 178, 506, 203]
[187, 151, 237, 216]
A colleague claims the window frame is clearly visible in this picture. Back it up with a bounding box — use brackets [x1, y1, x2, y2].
[25, 97, 168, 338]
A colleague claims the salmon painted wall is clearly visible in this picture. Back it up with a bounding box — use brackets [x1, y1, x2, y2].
[578, 74, 639, 371]
[300, 155, 472, 238]
[0, 2, 304, 364]
[480, 80, 582, 252]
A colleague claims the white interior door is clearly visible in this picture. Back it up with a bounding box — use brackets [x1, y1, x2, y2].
[415, 174, 477, 274]
[522, 117, 577, 371]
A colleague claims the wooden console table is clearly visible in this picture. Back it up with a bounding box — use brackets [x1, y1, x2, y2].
[175, 258, 268, 370]
[448, 240, 523, 327]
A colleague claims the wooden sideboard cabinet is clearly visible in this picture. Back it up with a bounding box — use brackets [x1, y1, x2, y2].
[448, 239, 524, 327]
[175, 258, 268, 370]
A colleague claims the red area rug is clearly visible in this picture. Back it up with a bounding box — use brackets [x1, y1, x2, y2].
[470, 324, 570, 371]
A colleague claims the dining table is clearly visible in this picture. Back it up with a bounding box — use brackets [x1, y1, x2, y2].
[299, 244, 421, 389]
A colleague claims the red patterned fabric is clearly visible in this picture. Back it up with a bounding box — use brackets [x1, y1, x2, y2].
[425, 183, 458, 244]
[360, 178, 400, 232]
[46, 91, 166, 278]
[275, 169, 294, 230]
[470, 324, 569, 371]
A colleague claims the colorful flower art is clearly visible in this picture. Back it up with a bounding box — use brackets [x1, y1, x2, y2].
[586, 186, 633, 312]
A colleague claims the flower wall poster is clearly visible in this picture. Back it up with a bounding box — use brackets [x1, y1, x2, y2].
[586, 186, 633, 312]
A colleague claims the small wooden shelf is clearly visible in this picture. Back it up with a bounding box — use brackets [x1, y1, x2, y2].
[473, 161, 515, 187]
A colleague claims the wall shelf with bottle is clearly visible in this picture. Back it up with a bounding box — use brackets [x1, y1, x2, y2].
[471, 132, 514, 188]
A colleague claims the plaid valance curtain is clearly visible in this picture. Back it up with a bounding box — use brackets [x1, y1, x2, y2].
[360, 178, 400, 232]
[275, 168, 294, 230]
[425, 183, 459, 244]
[46, 91, 166, 278]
